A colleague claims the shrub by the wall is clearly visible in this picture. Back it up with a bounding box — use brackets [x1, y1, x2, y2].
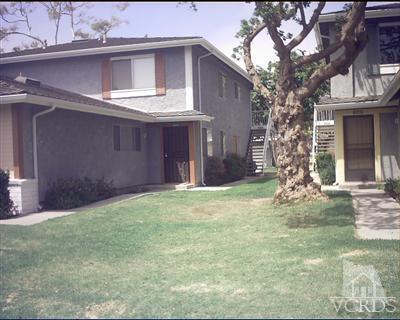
[223, 153, 247, 182]
[384, 178, 400, 203]
[44, 177, 115, 210]
[204, 157, 226, 186]
[0, 169, 15, 219]
[95, 177, 116, 201]
[315, 152, 336, 185]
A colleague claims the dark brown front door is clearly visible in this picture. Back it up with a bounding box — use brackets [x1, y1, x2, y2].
[344, 115, 375, 181]
[163, 126, 190, 183]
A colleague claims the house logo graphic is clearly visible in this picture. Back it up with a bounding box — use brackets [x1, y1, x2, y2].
[330, 260, 397, 313]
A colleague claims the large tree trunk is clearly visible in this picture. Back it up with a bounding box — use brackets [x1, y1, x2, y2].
[272, 90, 327, 203]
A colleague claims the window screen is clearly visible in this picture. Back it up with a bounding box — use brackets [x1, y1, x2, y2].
[379, 25, 400, 64]
[111, 59, 132, 90]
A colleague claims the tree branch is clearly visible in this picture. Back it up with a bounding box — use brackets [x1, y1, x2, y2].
[266, 23, 287, 57]
[293, 39, 342, 67]
[287, 2, 326, 51]
[296, 2, 367, 100]
[297, 3, 307, 27]
[242, 21, 274, 103]
[1, 31, 45, 46]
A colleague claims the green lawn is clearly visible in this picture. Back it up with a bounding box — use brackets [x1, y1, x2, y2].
[1, 177, 399, 318]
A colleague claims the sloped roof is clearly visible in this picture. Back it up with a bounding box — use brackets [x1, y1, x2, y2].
[0, 75, 213, 122]
[0, 75, 150, 117]
[318, 3, 400, 23]
[0, 37, 200, 58]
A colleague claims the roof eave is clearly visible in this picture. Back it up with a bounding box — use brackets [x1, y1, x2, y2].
[315, 99, 398, 111]
[0, 38, 252, 84]
[154, 115, 214, 122]
[318, 8, 400, 23]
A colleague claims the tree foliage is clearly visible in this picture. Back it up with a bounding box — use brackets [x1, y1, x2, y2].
[0, 2, 130, 52]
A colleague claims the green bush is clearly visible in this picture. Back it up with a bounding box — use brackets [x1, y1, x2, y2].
[44, 177, 115, 210]
[223, 153, 247, 182]
[315, 152, 336, 185]
[0, 169, 15, 219]
[384, 178, 400, 202]
[204, 157, 226, 186]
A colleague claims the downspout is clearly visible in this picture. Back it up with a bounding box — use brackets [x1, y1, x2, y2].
[197, 52, 212, 186]
[33, 105, 56, 179]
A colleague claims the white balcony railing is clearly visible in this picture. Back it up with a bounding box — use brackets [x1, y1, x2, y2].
[316, 109, 334, 125]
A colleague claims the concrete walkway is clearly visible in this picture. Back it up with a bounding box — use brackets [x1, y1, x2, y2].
[0, 192, 154, 226]
[351, 189, 400, 240]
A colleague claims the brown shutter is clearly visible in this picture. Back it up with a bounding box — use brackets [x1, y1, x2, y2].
[155, 52, 166, 95]
[102, 59, 111, 100]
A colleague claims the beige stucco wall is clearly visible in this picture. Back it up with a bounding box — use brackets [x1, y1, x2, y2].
[0, 104, 14, 177]
[334, 107, 398, 184]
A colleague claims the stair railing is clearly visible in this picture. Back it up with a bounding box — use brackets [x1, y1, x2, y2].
[263, 108, 273, 169]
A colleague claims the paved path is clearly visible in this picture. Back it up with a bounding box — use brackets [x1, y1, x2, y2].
[351, 189, 400, 240]
[189, 175, 272, 192]
[0, 193, 154, 226]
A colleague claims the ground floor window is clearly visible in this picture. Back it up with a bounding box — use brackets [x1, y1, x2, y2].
[220, 131, 226, 157]
[233, 135, 239, 155]
[113, 125, 141, 151]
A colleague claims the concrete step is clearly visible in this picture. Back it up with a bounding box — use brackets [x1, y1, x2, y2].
[339, 182, 383, 190]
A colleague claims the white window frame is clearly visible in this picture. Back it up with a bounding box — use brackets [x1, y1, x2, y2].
[378, 22, 400, 75]
[110, 54, 156, 98]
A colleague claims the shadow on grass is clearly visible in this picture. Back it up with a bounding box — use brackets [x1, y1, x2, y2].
[247, 174, 277, 184]
[286, 192, 355, 229]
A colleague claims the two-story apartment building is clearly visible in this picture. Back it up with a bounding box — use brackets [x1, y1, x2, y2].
[313, 4, 400, 184]
[0, 37, 253, 213]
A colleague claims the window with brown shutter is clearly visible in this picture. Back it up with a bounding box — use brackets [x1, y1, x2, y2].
[107, 53, 165, 98]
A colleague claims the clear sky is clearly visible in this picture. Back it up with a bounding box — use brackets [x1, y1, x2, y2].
[0, 1, 394, 69]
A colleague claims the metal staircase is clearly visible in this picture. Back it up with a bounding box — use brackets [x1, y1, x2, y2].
[246, 109, 274, 175]
[246, 129, 267, 175]
[311, 109, 335, 169]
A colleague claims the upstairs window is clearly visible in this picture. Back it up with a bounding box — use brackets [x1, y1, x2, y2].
[378, 23, 400, 74]
[111, 54, 155, 98]
[218, 72, 227, 98]
[234, 82, 241, 100]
